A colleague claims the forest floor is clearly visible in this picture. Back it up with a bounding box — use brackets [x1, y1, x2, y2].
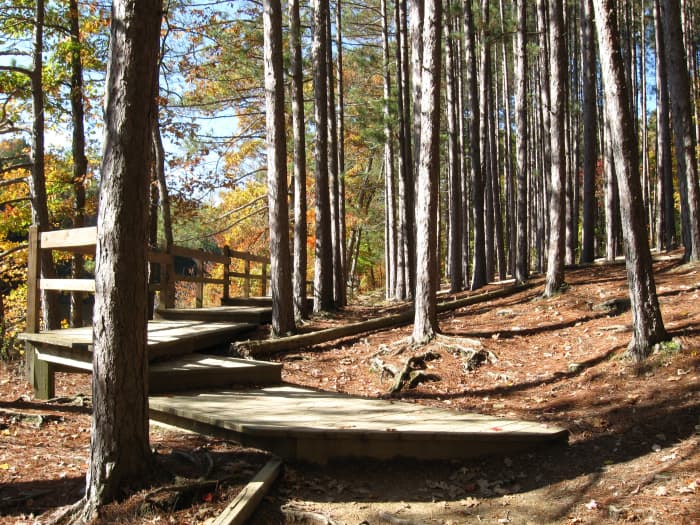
[1, 253, 699, 524]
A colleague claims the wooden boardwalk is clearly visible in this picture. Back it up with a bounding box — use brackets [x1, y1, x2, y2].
[150, 385, 568, 463]
[156, 305, 272, 324]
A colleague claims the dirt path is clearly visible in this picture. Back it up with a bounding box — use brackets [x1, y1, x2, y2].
[1, 255, 698, 524]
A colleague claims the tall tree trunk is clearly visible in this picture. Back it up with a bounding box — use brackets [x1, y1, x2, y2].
[152, 115, 174, 309]
[28, 0, 58, 331]
[499, 0, 515, 277]
[381, 0, 397, 300]
[544, 0, 567, 297]
[69, 0, 87, 328]
[661, 0, 700, 261]
[445, 10, 462, 292]
[514, 0, 529, 283]
[580, 0, 598, 263]
[312, 0, 335, 312]
[594, 0, 669, 361]
[480, 2, 495, 284]
[395, 0, 410, 299]
[264, 0, 295, 336]
[289, 0, 308, 320]
[326, 11, 344, 307]
[412, 0, 441, 344]
[469, 0, 487, 290]
[537, 0, 552, 253]
[654, 0, 675, 251]
[336, 0, 347, 295]
[84, 0, 161, 513]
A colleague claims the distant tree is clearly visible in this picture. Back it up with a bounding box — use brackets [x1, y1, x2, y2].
[82, 0, 161, 516]
[412, 0, 441, 344]
[594, 0, 669, 361]
[263, 0, 294, 335]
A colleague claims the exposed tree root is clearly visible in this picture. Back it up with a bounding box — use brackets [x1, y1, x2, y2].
[377, 511, 424, 525]
[387, 350, 441, 394]
[281, 504, 339, 524]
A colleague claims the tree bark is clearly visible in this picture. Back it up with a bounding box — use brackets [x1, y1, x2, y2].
[580, 0, 597, 263]
[660, 0, 700, 261]
[312, 0, 335, 312]
[85, 0, 161, 511]
[412, 0, 441, 344]
[289, 0, 308, 320]
[594, 0, 669, 361]
[514, 0, 529, 283]
[264, 0, 295, 336]
[445, 12, 462, 292]
[544, 0, 567, 297]
[468, 0, 486, 290]
[654, 0, 675, 251]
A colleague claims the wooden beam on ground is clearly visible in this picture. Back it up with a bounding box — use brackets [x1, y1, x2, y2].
[211, 457, 282, 525]
[233, 282, 534, 358]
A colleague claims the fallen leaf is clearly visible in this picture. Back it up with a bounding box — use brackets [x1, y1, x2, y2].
[0, 463, 9, 470]
[655, 486, 668, 496]
[585, 499, 598, 510]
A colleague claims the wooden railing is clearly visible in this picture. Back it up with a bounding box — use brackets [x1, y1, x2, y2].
[25, 225, 270, 332]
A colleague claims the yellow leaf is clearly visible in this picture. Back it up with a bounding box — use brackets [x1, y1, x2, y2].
[0, 463, 10, 470]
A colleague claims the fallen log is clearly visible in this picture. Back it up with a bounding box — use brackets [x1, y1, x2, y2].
[232, 282, 534, 358]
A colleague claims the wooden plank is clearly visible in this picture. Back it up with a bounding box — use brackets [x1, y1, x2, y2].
[171, 245, 229, 264]
[40, 226, 97, 250]
[34, 347, 92, 371]
[226, 249, 268, 264]
[39, 278, 96, 293]
[175, 275, 226, 286]
[212, 458, 281, 525]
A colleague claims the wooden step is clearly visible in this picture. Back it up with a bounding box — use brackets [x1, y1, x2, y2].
[149, 355, 282, 394]
[156, 306, 272, 325]
[150, 386, 569, 463]
[221, 296, 314, 310]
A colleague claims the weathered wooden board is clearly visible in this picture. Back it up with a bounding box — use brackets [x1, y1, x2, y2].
[156, 306, 272, 325]
[150, 386, 569, 463]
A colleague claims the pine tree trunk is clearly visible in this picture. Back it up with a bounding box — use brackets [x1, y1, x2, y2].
[660, 0, 700, 261]
[326, 12, 344, 307]
[544, 0, 567, 297]
[445, 13, 462, 292]
[654, 0, 676, 251]
[594, 0, 668, 361]
[312, 0, 335, 312]
[469, 0, 487, 290]
[289, 0, 308, 320]
[580, 0, 597, 263]
[264, 0, 295, 336]
[514, 0, 529, 283]
[412, 0, 441, 344]
[336, 0, 347, 294]
[85, 0, 160, 511]
[69, 0, 87, 328]
[381, 0, 397, 300]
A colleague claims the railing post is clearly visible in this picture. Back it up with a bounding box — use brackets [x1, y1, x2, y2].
[261, 263, 267, 296]
[243, 258, 251, 298]
[25, 226, 54, 399]
[223, 246, 231, 304]
[196, 257, 204, 308]
[162, 248, 175, 309]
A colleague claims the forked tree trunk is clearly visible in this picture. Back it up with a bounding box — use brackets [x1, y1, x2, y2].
[412, 0, 441, 344]
[594, 0, 669, 361]
[85, 0, 161, 512]
[264, 0, 295, 336]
